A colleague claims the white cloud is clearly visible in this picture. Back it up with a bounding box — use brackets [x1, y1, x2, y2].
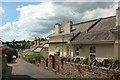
[0, 7, 5, 18]
[82, 7, 116, 21]
[2, 0, 118, 2]
[0, 2, 117, 41]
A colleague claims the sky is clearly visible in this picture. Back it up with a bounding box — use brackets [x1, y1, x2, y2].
[0, 0, 119, 42]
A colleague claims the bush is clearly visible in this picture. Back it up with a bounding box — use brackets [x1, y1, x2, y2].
[109, 59, 114, 65]
[6, 48, 14, 63]
[25, 52, 43, 63]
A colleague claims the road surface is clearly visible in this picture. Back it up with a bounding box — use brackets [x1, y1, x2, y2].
[6, 58, 62, 79]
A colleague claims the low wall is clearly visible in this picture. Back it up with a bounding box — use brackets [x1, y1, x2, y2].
[60, 62, 120, 79]
[34, 57, 120, 79]
[35, 60, 45, 68]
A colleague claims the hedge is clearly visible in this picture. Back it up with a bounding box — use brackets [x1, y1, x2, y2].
[25, 52, 43, 63]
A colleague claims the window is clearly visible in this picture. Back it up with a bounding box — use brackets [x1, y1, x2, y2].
[56, 47, 60, 56]
[76, 47, 79, 55]
[56, 47, 60, 52]
[90, 46, 96, 53]
[90, 46, 96, 60]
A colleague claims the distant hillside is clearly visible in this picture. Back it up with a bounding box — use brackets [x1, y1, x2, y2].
[3, 40, 33, 50]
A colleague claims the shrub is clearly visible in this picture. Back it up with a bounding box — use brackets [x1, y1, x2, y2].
[108, 59, 114, 65]
[6, 48, 14, 63]
[25, 52, 43, 63]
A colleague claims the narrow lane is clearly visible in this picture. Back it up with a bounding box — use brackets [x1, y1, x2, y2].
[7, 58, 62, 79]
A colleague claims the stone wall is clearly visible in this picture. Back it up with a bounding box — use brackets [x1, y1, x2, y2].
[34, 57, 120, 79]
[35, 59, 45, 68]
[60, 62, 120, 79]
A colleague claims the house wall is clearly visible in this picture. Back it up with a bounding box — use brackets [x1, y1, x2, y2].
[49, 33, 74, 57]
[74, 44, 114, 61]
[49, 34, 73, 43]
[49, 43, 74, 57]
[114, 40, 120, 60]
[49, 36, 63, 42]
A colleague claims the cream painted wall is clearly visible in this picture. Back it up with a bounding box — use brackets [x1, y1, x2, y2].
[49, 36, 63, 42]
[49, 43, 68, 57]
[49, 34, 73, 43]
[114, 41, 120, 60]
[74, 44, 114, 60]
[49, 43, 115, 61]
[49, 32, 74, 58]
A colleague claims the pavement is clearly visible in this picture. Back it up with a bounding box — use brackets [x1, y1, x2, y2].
[4, 58, 63, 79]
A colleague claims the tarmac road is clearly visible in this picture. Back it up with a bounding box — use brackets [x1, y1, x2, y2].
[6, 58, 62, 79]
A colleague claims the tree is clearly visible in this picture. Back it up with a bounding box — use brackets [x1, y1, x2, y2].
[41, 38, 45, 41]
[6, 48, 14, 63]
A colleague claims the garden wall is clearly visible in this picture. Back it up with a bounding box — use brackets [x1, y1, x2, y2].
[46, 56, 120, 79]
[60, 62, 120, 79]
[32, 55, 120, 79]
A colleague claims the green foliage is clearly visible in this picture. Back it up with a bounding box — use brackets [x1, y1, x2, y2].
[40, 37, 47, 41]
[2, 64, 7, 78]
[5, 48, 15, 63]
[25, 52, 43, 63]
[108, 58, 114, 64]
[6, 40, 33, 50]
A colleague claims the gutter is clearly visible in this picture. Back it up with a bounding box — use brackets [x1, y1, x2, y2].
[71, 41, 115, 45]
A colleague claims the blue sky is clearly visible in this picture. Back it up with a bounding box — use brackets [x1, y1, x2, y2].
[2, 2, 41, 25]
[0, 1, 117, 41]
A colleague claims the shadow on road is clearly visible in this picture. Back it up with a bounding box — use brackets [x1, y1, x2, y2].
[2, 65, 36, 80]
[5, 75, 37, 80]
[3, 66, 36, 80]
[2, 65, 12, 78]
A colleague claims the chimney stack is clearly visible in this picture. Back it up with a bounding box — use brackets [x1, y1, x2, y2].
[34, 37, 37, 46]
[55, 23, 61, 34]
[64, 21, 73, 33]
[37, 37, 40, 46]
[116, 6, 120, 28]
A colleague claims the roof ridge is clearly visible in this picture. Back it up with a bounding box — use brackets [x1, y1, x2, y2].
[73, 15, 115, 26]
[73, 19, 97, 25]
[102, 15, 115, 20]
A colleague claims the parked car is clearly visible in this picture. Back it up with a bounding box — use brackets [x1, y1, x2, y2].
[12, 55, 16, 62]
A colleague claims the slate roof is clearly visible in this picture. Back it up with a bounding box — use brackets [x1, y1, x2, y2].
[48, 19, 98, 37]
[71, 16, 119, 44]
[89, 16, 116, 31]
[33, 41, 48, 52]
